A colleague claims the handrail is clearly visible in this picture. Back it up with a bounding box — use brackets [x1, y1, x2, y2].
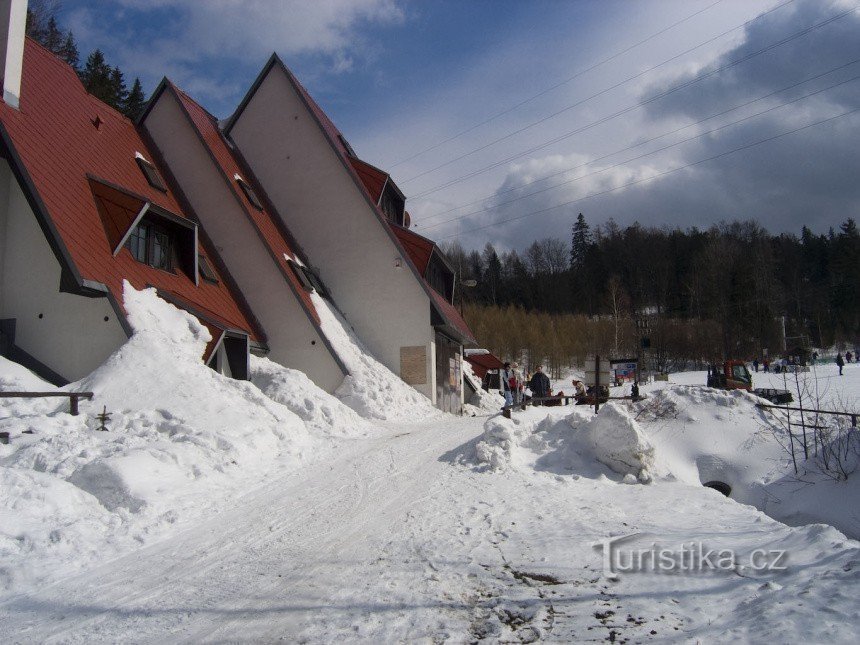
[0, 391, 94, 416]
[756, 402, 858, 427]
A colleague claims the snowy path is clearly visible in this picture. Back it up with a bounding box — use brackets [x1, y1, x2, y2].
[3, 411, 859, 643]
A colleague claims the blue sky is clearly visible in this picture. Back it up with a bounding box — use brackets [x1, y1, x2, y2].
[59, 0, 860, 251]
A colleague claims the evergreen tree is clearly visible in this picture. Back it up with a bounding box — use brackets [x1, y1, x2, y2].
[110, 66, 128, 109]
[123, 78, 146, 120]
[80, 49, 114, 105]
[570, 212, 592, 270]
[43, 15, 63, 53]
[59, 31, 80, 70]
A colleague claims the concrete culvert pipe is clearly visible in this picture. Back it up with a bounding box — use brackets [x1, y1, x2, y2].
[703, 481, 732, 497]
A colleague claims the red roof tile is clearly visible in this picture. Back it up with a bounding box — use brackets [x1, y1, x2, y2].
[428, 286, 476, 345]
[166, 81, 321, 326]
[349, 157, 387, 204]
[0, 40, 260, 359]
[390, 224, 434, 275]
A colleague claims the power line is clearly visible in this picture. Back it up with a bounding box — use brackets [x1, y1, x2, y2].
[418, 64, 860, 231]
[388, 0, 727, 169]
[442, 104, 860, 239]
[401, 0, 807, 187]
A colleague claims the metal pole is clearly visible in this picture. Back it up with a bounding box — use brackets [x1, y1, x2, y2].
[594, 354, 600, 414]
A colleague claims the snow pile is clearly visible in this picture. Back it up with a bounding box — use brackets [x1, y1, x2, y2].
[310, 293, 439, 420]
[633, 385, 860, 539]
[578, 403, 655, 481]
[0, 283, 316, 592]
[249, 355, 372, 437]
[474, 404, 655, 481]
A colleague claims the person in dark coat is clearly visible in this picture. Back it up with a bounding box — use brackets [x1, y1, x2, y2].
[529, 365, 551, 404]
[836, 353, 844, 376]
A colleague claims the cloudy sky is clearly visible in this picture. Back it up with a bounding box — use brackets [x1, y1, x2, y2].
[61, 0, 860, 251]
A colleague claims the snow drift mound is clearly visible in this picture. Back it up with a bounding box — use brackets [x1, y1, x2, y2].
[578, 404, 655, 481]
[474, 404, 655, 482]
[311, 293, 439, 421]
[250, 355, 373, 437]
[0, 283, 316, 592]
[632, 385, 860, 540]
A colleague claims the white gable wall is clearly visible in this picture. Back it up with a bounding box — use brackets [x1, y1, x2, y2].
[228, 67, 436, 400]
[0, 161, 127, 382]
[142, 89, 347, 394]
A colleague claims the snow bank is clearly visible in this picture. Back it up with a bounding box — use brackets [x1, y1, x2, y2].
[0, 283, 316, 593]
[249, 355, 372, 437]
[579, 403, 655, 480]
[310, 292, 439, 420]
[474, 404, 655, 481]
[633, 385, 860, 539]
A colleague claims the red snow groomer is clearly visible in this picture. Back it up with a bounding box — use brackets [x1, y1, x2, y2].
[706, 360, 752, 391]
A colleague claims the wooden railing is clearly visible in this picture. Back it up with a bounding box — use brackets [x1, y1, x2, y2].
[0, 391, 94, 415]
[501, 394, 642, 418]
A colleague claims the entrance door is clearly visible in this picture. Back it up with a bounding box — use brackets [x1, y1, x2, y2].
[435, 332, 462, 414]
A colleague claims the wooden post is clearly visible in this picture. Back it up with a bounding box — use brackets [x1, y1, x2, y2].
[70, 395, 79, 416]
[594, 354, 600, 414]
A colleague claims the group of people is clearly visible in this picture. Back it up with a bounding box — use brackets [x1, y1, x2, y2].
[500, 362, 551, 408]
[752, 350, 854, 376]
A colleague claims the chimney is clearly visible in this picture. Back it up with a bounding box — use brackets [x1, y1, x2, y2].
[0, 0, 27, 109]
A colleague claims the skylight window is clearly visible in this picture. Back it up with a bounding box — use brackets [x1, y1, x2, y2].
[234, 173, 263, 210]
[135, 152, 167, 192]
[198, 254, 219, 284]
[287, 259, 328, 297]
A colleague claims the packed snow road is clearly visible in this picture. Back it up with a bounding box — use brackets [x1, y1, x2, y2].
[3, 409, 859, 643]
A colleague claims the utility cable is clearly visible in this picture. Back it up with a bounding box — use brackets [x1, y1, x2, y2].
[419, 66, 860, 230]
[388, 0, 727, 168]
[407, 2, 856, 197]
[442, 104, 860, 239]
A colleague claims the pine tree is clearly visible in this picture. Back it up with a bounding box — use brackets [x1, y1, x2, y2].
[80, 49, 114, 105]
[59, 31, 80, 70]
[43, 15, 62, 53]
[110, 66, 128, 109]
[570, 212, 592, 270]
[123, 78, 146, 120]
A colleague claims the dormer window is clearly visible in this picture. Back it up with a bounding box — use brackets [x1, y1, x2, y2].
[126, 221, 175, 272]
[338, 134, 357, 157]
[135, 152, 167, 192]
[234, 173, 263, 210]
[379, 180, 406, 226]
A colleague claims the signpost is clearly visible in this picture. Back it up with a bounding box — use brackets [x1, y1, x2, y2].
[584, 354, 611, 413]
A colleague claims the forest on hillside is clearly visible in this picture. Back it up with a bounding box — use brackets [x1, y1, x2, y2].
[446, 215, 860, 374]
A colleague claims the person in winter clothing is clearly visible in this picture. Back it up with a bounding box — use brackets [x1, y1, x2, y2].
[836, 353, 844, 376]
[511, 362, 523, 405]
[529, 365, 551, 404]
[501, 362, 514, 408]
[846, 351, 853, 363]
[753, 358, 759, 372]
